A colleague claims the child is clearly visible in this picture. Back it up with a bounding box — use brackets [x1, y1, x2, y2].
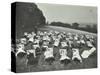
[59, 49, 71, 65]
[72, 48, 82, 63]
[44, 47, 55, 65]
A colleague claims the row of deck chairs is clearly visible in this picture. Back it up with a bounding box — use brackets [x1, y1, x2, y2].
[11, 30, 97, 66]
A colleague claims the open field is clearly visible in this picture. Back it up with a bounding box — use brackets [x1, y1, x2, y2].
[16, 26, 97, 73]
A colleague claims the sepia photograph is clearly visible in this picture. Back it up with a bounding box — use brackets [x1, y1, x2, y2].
[11, 2, 97, 73]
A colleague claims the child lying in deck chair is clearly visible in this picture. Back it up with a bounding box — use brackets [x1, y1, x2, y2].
[81, 41, 96, 59]
[72, 48, 82, 63]
[44, 47, 55, 65]
[59, 49, 71, 65]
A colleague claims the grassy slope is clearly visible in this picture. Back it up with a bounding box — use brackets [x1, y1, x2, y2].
[40, 26, 97, 36]
[16, 25, 97, 39]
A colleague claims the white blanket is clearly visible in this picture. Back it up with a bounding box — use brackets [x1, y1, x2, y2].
[61, 42, 68, 47]
[27, 49, 36, 57]
[54, 40, 59, 46]
[33, 44, 39, 49]
[81, 47, 96, 59]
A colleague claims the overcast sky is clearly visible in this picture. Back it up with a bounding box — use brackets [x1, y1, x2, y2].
[37, 3, 97, 24]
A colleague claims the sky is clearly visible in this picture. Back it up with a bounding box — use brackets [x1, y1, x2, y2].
[37, 3, 97, 24]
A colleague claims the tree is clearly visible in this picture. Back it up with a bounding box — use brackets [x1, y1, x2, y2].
[92, 24, 97, 33]
[72, 22, 79, 29]
[50, 22, 71, 28]
[85, 25, 92, 32]
[15, 2, 46, 38]
[46, 21, 49, 25]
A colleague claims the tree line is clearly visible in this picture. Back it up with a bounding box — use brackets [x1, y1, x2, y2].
[49, 22, 97, 33]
